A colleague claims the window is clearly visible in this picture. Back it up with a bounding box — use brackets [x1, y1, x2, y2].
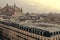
[36, 30, 39, 34]
[25, 27, 29, 31]
[50, 33, 53, 36]
[34, 29, 36, 34]
[59, 31, 60, 34]
[26, 28, 28, 31]
[31, 29, 34, 33]
[40, 32, 42, 35]
[19, 26, 21, 29]
[54, 32, 55, 35]
[29, 28, 32, 33]
[56, 32, 58, 35]
[23, 27, 25, 30]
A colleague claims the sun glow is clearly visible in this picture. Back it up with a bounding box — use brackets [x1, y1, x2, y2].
[25, 0, 60, 10]
[40, 0, 60, 9]
[12, 0, 60, 12]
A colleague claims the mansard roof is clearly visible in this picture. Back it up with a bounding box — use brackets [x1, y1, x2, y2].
[1, 4, 22, 11]
[0, 21, 60, 37]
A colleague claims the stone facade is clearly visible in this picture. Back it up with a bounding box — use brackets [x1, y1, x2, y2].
[1, 4, 23, 16]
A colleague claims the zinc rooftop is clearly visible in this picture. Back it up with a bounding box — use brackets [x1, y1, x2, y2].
[0, 20, 60, 37]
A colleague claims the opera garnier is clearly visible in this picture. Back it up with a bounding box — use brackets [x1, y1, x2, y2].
[0, 4, 60, 40]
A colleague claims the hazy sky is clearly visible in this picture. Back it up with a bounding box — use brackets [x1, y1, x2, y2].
[0, 0, 60, 13]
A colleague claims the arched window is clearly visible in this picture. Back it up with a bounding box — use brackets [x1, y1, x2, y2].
[40, 31, 42, 35]
[25, 27, 29, 31]
[23, 27, 25, 30]
[56, 31, 58, 35]
[50, 33, 53, 36]
[39, 31, 41, 35]
[29, 28, 32, 33]
[35, 29, 39, 34]
[19, 26, 21, 29]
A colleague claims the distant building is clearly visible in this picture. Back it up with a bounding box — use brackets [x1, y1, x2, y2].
[1, 4, 23, 16]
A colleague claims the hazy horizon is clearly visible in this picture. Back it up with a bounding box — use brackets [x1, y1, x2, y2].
[0, 0, 60, 13]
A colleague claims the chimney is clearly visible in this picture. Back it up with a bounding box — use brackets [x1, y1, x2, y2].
[14, 4, 16, 7]
[21, 8, 23, 13]
[6, 4, 8, 6]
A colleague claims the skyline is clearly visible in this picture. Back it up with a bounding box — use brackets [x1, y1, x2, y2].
[0, 0, 60, 13]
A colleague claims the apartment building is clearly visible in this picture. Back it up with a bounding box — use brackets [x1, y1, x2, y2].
[0, 21, 60, 40]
